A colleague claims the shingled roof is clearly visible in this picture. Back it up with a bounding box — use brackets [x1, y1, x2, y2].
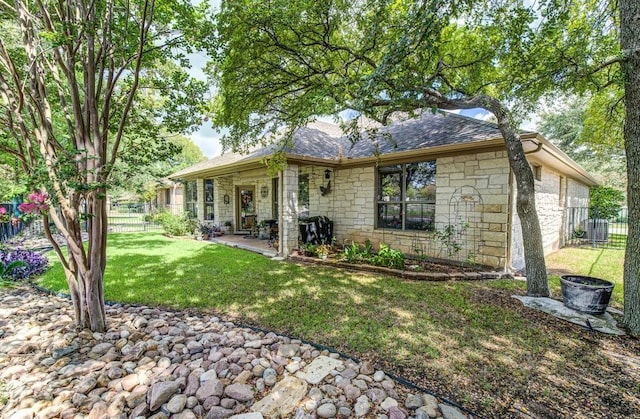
[170, 111, 534, 178]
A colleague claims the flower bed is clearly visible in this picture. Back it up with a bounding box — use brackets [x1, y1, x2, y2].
[289, 251, 511, 281]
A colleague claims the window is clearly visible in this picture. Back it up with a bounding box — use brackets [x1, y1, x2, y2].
[185, 181, 197, 218]
[164, 188, 171, 205]
[377, 160, 436, 231]
[204, 179, 214, 220]
[299, 173, 309, 217]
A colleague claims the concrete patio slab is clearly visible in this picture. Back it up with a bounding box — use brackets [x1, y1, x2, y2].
[209, 235, 278, 257]
[513, 295, 625, 335]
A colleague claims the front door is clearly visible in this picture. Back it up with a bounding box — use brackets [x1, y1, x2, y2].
[237, 186, 256, 232]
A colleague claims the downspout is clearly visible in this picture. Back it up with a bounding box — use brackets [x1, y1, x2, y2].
[506, 170, 514, 273]
[506, 138, 544, 272]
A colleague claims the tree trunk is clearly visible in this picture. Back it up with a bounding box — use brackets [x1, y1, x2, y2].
[438, 95, 550, 296]
[59, 194, 108, 332]
[621, 0, 640, 335]
[490, 102, 549, 297]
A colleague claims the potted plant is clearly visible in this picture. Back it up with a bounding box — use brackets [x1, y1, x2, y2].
[257, 220, 269, 239]
[199, 223, 213, 240]
[222, 220, 233, 234]
[315, 244, 331, 260]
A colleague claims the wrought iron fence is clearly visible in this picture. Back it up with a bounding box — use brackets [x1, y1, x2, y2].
[1, 202, 179, 242]
[106, 203, 165, 233]
[564, 207, 627, 249]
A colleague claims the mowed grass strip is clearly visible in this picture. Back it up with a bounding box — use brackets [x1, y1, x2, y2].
[37, 233, 638, 417]
[546, 246, 625, 307]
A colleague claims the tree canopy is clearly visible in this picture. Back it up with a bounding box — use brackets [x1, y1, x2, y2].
[0, 0, 208, 331]
[538, 95, 626, 191]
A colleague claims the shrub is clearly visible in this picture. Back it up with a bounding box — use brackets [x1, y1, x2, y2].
[372, 243, 405, 270]
[0, 249, 49, 280]
[157, 213, 198, 236]
[590, 186, 625, 220]
[343, 241, 374, 263]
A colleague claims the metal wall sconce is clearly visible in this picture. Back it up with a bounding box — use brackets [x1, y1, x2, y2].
[320, 169, 332, 196]
[223, 194, 230, 205]
[260, 185, 269, 198]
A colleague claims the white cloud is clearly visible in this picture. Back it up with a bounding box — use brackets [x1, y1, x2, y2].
[191, 122, 225, 158]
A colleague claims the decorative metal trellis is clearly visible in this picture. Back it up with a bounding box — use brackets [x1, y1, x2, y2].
[410, 185, 483, 265]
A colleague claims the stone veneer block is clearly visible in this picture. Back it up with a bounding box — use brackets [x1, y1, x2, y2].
[251, 376, 307, 417]
[298, 355, 344, 385]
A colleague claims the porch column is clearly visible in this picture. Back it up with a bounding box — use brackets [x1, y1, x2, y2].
[196, 178, 205, 221]
[280, 164, 299, 256]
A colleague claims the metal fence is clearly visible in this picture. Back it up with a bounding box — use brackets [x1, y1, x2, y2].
[563, 207, 627, 249]
[0, 202, 178, 242]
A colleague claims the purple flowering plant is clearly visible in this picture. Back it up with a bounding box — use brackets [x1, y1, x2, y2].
[0, 249, 49, 280]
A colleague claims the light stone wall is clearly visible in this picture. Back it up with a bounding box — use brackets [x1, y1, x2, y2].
[300, 165, 336, 220]
[323, 151, 512, 268]
[567, 179, 590, 208]
[510, 165, 591, 270]
[196, 179, 205, 221]
[214, 176, 234, 227]
[281, 164, 299, 255]
[530, 166, 590, 254]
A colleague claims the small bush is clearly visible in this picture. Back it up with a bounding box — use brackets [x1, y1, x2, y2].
[342, 241, 404, 269]
[372, 243, 405, 270]
[153, 210, 194, 236]
[0, 249, 49, 280]
[158, 213, 198, 236]
[590, 186, 624, 220]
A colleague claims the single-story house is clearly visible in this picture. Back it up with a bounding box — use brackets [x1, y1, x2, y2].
[169, 112, 597, 271]
[155, 179, 185, 216]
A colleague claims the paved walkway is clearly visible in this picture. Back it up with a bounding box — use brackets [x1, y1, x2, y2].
[209, 235, 278, 258]
[0, 287, 470, 419]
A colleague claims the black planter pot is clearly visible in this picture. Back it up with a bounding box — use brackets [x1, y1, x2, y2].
[560, 275, 614, 315]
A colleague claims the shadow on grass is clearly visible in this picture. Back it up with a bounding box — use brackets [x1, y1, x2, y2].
[39, 234, 640, 418]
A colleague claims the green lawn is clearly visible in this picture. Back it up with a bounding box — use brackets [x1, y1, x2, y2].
[546, 246, 625, 307]
[37, 233, 638, 418]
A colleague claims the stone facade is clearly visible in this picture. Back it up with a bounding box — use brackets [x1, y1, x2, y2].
[280, 165, 299, 256]
[510, 164, 590, 271]
[156, 184, 183, 215]
[185, 150, 590, 269]
[320, 151, 512, 268]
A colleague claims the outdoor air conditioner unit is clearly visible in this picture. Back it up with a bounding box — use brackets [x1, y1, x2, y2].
[584, 219, 609, 242]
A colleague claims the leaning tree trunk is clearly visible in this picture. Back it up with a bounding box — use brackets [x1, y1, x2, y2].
[433, 93, 550, 296]
[621, 0, 640, 335]
[490, 101, 549, 297]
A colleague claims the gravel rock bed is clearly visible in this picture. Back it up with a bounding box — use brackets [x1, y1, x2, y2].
[0, 287, 470, 419]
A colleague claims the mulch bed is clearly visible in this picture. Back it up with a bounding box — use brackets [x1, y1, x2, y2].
[288, 252, 512, 281]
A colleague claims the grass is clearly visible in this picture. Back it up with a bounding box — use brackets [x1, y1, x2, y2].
[546, 246, 625, 307]
[36, 233, 638, 418]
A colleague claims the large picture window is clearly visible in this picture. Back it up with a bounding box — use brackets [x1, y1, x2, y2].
[185, 181, 197, 218]
[204, 179, 214, 220]
[377, 160, 436, 231]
